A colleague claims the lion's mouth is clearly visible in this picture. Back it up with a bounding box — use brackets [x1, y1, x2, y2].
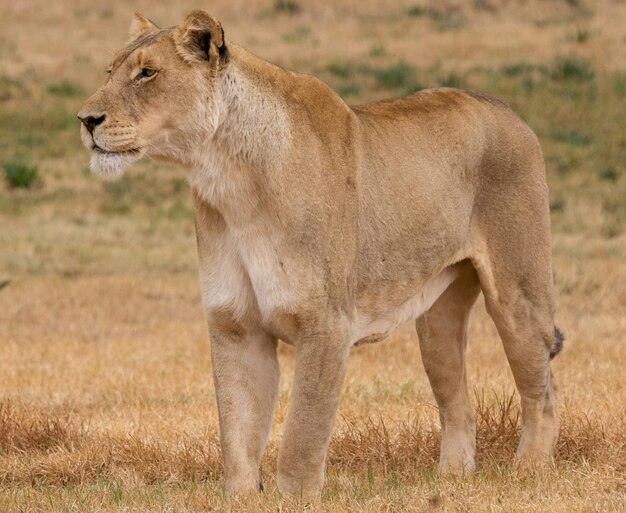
[93, 144, 141, 156]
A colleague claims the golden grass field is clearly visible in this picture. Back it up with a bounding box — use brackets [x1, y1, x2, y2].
[0, 0, 625, 511]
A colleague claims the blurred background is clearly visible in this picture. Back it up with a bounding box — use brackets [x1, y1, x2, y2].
[0, 1, 624, 511]
[0, 0, 624, 280]
[1, 0, 625, 277]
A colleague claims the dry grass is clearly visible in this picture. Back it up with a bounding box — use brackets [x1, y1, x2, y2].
[1, 0, 625, 511]
[0, 395, 623, 510]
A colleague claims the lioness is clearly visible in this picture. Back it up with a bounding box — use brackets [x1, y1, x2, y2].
[78, 10, 563, 498]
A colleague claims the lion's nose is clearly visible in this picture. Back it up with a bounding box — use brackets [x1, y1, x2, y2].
[77, 113, 106, 133]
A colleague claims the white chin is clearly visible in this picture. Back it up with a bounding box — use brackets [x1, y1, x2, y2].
[89, 152, 141, 181]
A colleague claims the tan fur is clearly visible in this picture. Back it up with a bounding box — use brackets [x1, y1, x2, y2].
[78, 10, 560, 499]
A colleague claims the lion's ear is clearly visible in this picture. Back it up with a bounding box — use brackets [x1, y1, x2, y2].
[174, 10, 225, 64]
[129, 12, 158, 41]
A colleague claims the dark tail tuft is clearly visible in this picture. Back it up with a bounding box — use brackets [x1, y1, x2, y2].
[550, 326, 565, 359]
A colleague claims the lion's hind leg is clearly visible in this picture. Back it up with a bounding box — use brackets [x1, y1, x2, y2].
[471, 235, 560, 464]
[468, 113, 561, 465]
[416, 261, 481, 474]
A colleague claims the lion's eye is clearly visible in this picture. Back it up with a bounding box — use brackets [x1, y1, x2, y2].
[106, 68, 112, 75]
[135, 68, 157, 81]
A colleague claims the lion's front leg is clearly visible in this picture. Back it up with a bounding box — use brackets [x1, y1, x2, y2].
[276, 318, 350, 499]
[209, 317, 279, 496]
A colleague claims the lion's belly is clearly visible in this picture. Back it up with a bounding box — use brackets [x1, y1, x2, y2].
[196, 198, 464, 345]
[350, 266, 459, 346]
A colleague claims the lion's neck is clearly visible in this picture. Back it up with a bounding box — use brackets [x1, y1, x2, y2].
[187, 47, 291, 226]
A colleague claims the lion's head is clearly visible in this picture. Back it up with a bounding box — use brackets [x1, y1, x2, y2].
[78, 11, 228, 180]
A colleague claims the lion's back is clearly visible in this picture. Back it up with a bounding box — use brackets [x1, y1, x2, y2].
[353, 87, 543, 186]
[351, 87, 546, 286]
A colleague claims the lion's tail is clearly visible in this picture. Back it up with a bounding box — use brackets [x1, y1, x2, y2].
[550, 326, 565, 359]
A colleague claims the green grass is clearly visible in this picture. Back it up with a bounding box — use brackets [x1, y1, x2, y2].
[16, 133, 45, 147]
[550, 56, 594, 82]
[47, 81, 83, 97]
[597, 167, 619, 182]
[274, 0, 301, 15]
[369, 45, 386, 58]
[167, 200, 193, 220]
[438, 72, 464, 88]
[550, 198, 566, 213]
[0, 75, 25, 99]
[499, 57, 595, 84]
[432, 10, 464, 31]
[575, 27, 590, 43]
[325, 59, 422, 97]
[326, 62, 352, 79]
[501, 63, 546, 77]
[406, 5, 428, 17]
[3, 161, 38, 188]
[0, 107, 79, 134]
[100, 179, 133, 215]
[336, 84, 362, 98]
[406, 5, 465, 30]
[552, 130, 591, 147]
[170, 178, 187, 194]
[366, 61, 419, 91]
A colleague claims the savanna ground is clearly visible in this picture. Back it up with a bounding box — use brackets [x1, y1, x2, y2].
[0, 0, 625, 511]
